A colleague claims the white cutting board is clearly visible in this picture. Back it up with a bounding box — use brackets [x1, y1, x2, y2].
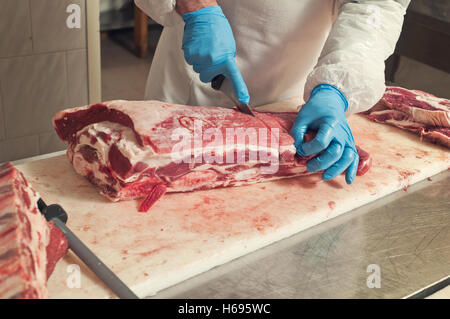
[16, 101, 450, 299]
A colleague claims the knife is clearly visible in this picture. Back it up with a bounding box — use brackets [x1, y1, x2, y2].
[211, 74, 255, 117]
[37, 198, 139, 299]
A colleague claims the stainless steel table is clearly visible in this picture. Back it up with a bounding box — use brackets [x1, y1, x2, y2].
[152, 170, 450, 299]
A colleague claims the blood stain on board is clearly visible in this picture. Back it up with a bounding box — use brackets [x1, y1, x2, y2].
[138, 245, 171, 257]
[139, 248, 163, 257]
[252, 213, 274, 233]
[183, 200, 280, 236]
[190, 201, 204, 211]
[190, 196, 220, 211]
[328, 201, 336, 210]
[413, 148, 429, 160]
[398, 170, 414, 181]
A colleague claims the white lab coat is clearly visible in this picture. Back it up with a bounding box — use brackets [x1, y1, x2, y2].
[134, 0, 410, 114]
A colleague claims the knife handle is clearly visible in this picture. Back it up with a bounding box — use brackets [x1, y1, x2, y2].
[211, 74, 225, 90]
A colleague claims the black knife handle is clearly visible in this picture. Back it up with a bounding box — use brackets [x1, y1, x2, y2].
[211, 74, 225, 90]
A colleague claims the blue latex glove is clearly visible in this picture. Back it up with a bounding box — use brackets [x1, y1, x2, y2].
[290, 84, 359, 184]
[182, 6, 250, 105]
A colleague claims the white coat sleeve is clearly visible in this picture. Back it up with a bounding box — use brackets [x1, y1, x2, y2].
[134, 0, 183, 26]
[304, 0, 410, 114]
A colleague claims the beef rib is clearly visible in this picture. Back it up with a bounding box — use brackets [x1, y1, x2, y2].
[364, 87, 450, 149]
[53, 101, 372, 212]
[0, 162, 68, 299]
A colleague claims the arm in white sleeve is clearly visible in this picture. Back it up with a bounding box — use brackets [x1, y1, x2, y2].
[134, 0, 182, 26]
[304, 0, 411, 114]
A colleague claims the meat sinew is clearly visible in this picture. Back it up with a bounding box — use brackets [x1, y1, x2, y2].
[53, 101, 372, 212]
[364, 87, 450, 148]
[0, 162, 68, 299]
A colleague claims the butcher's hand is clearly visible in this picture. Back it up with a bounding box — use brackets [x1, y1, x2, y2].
[290, 84, 359, 185]
[181, 6, 250, 105]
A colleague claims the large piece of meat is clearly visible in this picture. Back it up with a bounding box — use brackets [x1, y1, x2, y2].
[0, 162, 68, 299]
[364, 87, 450, 148]
[53, 101, 372, 212]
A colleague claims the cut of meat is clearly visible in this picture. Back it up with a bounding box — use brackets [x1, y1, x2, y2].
[355, 146, 372, 176]
[381, 87, 450, 127]
[0, 162, 68, 299]
[364, 87, 450, 149]
[53, 100, 372, 211]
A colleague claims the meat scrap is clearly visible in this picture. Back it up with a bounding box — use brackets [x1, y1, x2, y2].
[364, 87, 450, 149]
[0, 162, 68, 299]
[53, 100, 372, 212]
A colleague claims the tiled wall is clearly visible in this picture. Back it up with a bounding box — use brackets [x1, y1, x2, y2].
[0, 0, 89, 162]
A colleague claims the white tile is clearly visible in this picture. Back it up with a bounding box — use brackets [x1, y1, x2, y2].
[0, 53, 68, 138]
[0, 135, 40, 163]
[66, 49, 89, 107]
[38, 131, 67, 155]
[0, 0, 33, 58]
[30, 0, 86, 54]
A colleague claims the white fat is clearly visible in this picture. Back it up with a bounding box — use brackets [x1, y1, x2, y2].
[415, 95, 449, 112]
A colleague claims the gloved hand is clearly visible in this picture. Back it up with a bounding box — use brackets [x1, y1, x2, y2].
[290, 84, 359, 184]
[181, 6, 250, 105]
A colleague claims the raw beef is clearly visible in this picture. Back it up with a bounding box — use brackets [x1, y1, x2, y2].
[53, 100, 372, 212]
[0, 162, 68, 299]
[364, 87, 450, 148]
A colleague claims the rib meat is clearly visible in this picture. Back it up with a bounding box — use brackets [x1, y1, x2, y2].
[53, 100, 372, 212]
[0, 162, 68, 299]
[365, 87, 450, 148]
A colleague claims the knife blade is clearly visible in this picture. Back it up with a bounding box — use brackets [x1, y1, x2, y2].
[37, 198, 139, 299]
[211, 74, 255, 117]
